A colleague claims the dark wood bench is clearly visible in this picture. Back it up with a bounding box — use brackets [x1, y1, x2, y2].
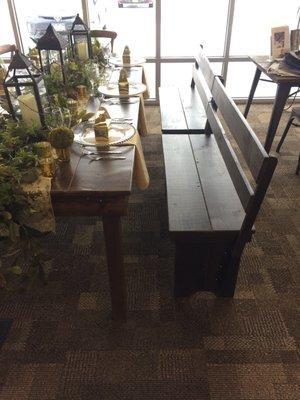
[160, 48, 278, 298]
[159, 85, 207, 134]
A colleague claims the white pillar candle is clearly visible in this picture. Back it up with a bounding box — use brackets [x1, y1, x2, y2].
[18, 93, 41, 128]
[76, 42, 88, 61]
[50, 62, 63, 81]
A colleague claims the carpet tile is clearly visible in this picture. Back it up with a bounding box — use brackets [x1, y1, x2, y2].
[0, 105, 299, 399]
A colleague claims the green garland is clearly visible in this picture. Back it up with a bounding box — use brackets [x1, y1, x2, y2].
[0, 49, 109, 290]
[44, 57, 105, 106]
[0, 117, 50, 290]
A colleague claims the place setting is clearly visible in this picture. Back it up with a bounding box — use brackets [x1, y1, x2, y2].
[109, 44, 146, 68]
[73, 106, 136, 160]
[98, 66, 147, 98]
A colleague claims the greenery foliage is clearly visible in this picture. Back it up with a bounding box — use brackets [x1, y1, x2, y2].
[0, 45, 109, 292]
[0, 118, 50, 290]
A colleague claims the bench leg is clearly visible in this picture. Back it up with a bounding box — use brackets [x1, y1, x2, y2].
[174, 241, 228, 298]
[217, 255, 241, 298]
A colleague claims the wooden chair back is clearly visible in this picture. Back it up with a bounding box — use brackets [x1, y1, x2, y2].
[90, 30, 117, 52]
[0, 44, 16, 60]
[192, 47, 277, 274]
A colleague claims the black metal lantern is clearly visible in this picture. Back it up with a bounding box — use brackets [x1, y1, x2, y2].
[70, 14, 92, 61]
[36, 24, 68, 84]
[3, 50, 48, 127]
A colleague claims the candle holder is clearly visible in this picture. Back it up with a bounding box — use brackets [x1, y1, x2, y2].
[34, 141, 56, 178]
[36, 24, 68, 85]
[70, 14, 92, 61]
[3, 50, 48, 127]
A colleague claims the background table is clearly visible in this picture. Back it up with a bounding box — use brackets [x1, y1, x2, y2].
[244, 56, 300, 152]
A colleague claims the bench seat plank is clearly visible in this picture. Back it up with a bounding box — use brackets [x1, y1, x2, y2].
[163, 134, 245, 241]
[159, 87, 188, 132]
[159, 87, 206, 134]
[189, 134, 245, 232]
[162, 135, 211, 236]
[179, 86, 207, 131]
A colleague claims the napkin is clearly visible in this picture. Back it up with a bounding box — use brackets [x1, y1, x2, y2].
[122, 45, 131, 65]
[94, 106, 111, 138]
[118, 68, 129, 95]
[121, 131, 149, 190]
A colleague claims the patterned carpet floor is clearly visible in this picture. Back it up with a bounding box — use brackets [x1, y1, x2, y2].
[0, 104, 299, 399]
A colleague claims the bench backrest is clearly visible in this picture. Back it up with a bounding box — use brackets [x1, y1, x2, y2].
[192, 47, 277, 261]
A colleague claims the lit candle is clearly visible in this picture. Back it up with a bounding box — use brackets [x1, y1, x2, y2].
[76, 42, 88, 61]
[18, 93, 41, 127]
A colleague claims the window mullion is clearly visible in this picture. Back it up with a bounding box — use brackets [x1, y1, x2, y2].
[7, 0, 23, 52]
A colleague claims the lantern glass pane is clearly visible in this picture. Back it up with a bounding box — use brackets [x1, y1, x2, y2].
[73, 35, 89, 60]
[7, 87, 21, 116]
[37, 79, 48, 106]
[73, 22, 86, 32]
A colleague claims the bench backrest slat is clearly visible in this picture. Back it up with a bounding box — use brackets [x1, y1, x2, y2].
[211, 76, 267, 182]
[206, 103, 254, 209]
[192, 47, 277, 264]
[192, 65, 212, 111]
[195, 48, 215, 90]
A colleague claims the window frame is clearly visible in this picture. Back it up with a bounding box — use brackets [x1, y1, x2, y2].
[6, 0, 289, 103]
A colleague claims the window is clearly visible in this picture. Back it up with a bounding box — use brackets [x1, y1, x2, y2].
[227, 0, 300, 98]
[4, 1, 299, 101]
[161, 0, 229, 57]
[226, 62, 277, 99]
[13, 0, 83, 53]
[0, 0, 15, 49]
[161, 62, 222, 87]
[90, 0, 156, 57]
[230, 0, 300, 56]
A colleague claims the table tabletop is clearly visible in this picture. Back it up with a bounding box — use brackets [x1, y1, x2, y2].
[250, 55, 300, 84]
[51, 67, 145, 208]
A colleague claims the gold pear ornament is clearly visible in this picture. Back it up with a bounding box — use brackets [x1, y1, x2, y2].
[122, 45, 131, 65]
[118, 68, 129, 95]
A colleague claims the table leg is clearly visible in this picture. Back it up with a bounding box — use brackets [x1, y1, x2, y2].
[244, 67, 261, 118]
[264, 83, 291, 153]
[102, 216, 127, 321]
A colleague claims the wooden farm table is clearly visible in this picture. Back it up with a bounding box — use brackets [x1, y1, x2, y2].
[51, 66, 149, 321]
[244, 55, 300, 152]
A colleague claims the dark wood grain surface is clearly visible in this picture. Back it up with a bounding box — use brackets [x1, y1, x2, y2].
[205, 103, 253, 210]
[211, 76, 267, 181]
[162, 134, 211, 235]
[162, 48, 278, 298]
[159, 87, 207, 133]
[162, 134, 245, 241]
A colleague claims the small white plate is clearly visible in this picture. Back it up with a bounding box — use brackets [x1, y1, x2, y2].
[109, 56, 146, 67]
[98, 83, 146, 98]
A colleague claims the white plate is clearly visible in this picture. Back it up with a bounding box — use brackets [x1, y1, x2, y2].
[74, 122, 136, 147]
[98, 83, 146, 98]
[109, 56, 146, 67]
